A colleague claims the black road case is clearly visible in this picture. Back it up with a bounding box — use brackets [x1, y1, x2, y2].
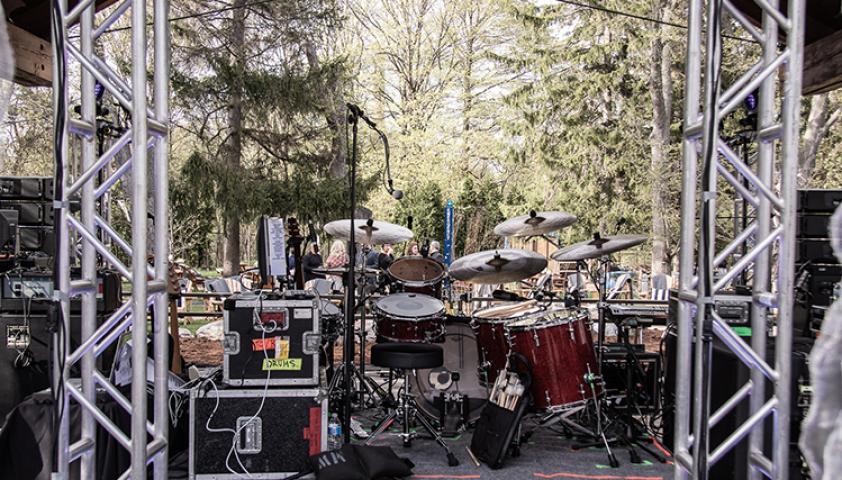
[222, 291, 321, 387]
[189, 387, 327, 479]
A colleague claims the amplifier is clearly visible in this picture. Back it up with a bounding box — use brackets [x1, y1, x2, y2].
[0, 201, 54, 226]
[798, 189, 842, 213]
[797, 214, 832, 238]
[0, 269, 122, 314]
[0, 311, 117, 420]
[601, 346, 660, 413]
[189, 387, 326, 479]
[668, 290, 751, 325]
[18, 226, 55, 255]
[797, 238, 835, 264]
[222, 290, 321, 387]
[0, 177, 53, 201]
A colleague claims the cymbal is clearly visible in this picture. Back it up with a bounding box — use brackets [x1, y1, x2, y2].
[312, 265, 381, 277]
[494, 210, 577, 237]
[551, 234, 647, 262]
[448, 249, 547, 284]
[324, 219, 413, 245]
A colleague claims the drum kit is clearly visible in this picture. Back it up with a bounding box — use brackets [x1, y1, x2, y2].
[318, 210, 663, 467]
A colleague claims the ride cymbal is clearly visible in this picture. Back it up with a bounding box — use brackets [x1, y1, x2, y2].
[324, 218, 413, 245]
[550, 234, 647, 262]
[448, 249, 547, 284]
[494, 210, 577, 237]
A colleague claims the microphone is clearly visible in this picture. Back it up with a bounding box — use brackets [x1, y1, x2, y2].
[347, 102, 402, 201]
[492, 289, 526, 302]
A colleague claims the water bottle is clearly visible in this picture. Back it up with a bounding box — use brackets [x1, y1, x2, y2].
[327, 413, 342, 450]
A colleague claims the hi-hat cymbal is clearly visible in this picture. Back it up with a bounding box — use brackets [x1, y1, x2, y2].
[324, 219, 413, 245]
[494, 210, 577, 237]
[551, 234, 647, 262]
[448, 249, 548, 284]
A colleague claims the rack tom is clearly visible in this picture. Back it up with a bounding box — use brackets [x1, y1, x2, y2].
[387, 255, 445, 298]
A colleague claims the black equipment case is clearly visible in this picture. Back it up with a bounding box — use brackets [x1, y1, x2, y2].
[222, 290, 321, 387]
[189, 387, 327, 479]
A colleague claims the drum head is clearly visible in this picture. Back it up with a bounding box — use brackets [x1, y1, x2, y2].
[387, 256, 445, 286]
[374, 293, 444, 319]
[412, 321, 488, 423]
[319, 299, 341, 318]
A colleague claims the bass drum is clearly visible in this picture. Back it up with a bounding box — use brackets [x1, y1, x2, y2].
[411, 320, 488, 428]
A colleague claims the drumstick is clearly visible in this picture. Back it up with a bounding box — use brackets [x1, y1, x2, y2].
[507, 384, 525, 410]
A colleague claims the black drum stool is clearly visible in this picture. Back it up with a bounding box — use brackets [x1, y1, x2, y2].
[366, 342, 459, 466]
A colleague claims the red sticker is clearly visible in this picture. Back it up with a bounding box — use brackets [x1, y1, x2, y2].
[252, 337, 274, 351]
[307, 407, 322, 455]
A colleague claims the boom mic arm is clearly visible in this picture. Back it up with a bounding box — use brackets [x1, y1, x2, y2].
[346, 103, 402, 200]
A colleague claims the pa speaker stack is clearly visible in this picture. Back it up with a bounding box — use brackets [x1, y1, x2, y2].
[796, 189, 842, 335]
[0, 176, 55, 256]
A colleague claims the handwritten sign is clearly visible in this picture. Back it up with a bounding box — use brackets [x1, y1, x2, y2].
[262, 358, 302, 371]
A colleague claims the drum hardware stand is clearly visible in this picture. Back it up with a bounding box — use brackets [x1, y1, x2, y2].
[366, 367, 460, 466]
[327, 266, 389, 411]
[568, 256, 666, 467]
[613, 318, 667, 464]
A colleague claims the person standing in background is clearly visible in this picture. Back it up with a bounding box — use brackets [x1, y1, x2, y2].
[429, 240, 444, 263]
[301, 243, 324, 283]
[378, 243, 395, 270]
[325, 240, 349, 285]
[407, 242, 420, 256]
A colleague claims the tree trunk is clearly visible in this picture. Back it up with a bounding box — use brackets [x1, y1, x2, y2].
[303, 40, 347, 179]
[648, 1, 673, 276]
[799, 93, 841, 187]
[222, 0, 246, 277]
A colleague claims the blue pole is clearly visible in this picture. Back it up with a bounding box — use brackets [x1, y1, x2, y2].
[444, 199, 454, 265]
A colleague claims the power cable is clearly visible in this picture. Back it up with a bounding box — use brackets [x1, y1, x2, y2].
[555, 0, 757, 44]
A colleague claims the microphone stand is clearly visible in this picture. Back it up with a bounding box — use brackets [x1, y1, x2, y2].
[341, 106, 359, 443]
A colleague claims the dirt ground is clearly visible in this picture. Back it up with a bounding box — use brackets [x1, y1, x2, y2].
[179, 337, 223, 366]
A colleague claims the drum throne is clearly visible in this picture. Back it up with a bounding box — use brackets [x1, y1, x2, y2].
[365, 342, 460, 466]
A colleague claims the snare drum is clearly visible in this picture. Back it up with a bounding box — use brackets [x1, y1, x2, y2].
[373, 293, 445, 343]
[387, 256, 446, 297]
[506, 309, 599, 409]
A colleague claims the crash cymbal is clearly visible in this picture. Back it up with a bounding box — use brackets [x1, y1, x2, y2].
[448, 249, 548, 284]
[494, 210, 577, 237]
[324, 218, 413, 245]
[551, 234, 647, 262]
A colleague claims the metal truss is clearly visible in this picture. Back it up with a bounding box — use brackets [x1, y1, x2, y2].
[52, 0, 170, 478]
[674, 1, 804, 479]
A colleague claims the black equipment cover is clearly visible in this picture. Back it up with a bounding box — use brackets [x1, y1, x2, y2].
[469, 353, 532, 469]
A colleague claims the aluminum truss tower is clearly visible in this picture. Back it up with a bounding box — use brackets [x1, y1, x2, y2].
[51, 0, 170, 478]
[674, 1, 805, 479]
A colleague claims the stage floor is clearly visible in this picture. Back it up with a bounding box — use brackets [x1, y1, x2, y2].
[354, 411, 674, 480]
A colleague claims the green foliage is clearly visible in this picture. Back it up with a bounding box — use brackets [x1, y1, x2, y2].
[391, 181, 445, 243]
[453, 177, 504, 255]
